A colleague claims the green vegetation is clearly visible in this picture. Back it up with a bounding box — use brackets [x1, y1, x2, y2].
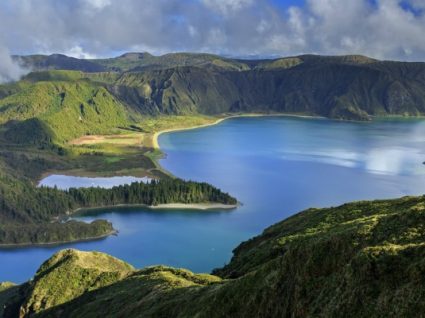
[0, 156, 236, 245]
[2, 195, 425, 317]
[12, 52, 425, 120]
[67, 178, 236, 207]
[0, 100, 235, 246]
[1, 52, 425, 247]
[93, 52, 250, 72]
[0, 283, 18, 318]
[19, 249, 134, 316]
[0, 77, 133, 143]
[255, 57, 304, 70]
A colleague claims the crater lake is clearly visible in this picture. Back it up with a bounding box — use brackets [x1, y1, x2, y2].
[2, 116, 425, 283]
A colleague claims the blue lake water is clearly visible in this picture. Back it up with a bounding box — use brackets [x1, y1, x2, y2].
[2, 116, 425, 283]
[38, 175, 151, 190]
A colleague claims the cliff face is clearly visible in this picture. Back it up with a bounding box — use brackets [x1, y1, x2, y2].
[12, 53, 425, 121]
[104, 57, 425, 120]
[3, 195, 425, 317]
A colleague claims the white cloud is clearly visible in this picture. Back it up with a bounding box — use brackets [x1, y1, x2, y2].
[84, 0, 111, 10]
[0, 0, 425, 61]
[66, 46, 98, 59]
[202, 0, 254, 15]
[0, 46, 28, 83]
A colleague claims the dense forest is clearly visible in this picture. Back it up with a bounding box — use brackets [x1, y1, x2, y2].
[0, 176, 236, 245]
[67, 178, 236, 207]
[0, 131, 236, 246]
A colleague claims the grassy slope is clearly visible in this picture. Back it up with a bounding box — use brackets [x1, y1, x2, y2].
[19, 250, 134, 316]
[2, 195, 425, 317]
[14, 53, 425, 121]
[0, 283, 18, 318]
[0, 76, 133, 143]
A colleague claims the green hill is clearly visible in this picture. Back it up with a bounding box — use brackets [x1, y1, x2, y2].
[12, 52, 425, 121]
[2, 195, 425, 317]
[0, 74, 134, 142]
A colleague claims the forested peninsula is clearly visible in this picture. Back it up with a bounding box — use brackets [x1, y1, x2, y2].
[0, 174, 236, 246]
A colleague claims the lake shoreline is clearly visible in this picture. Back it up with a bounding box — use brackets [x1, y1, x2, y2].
[37, 174, 151, 189]
[71, 202, 239, 216]
[27, 113, 312, 249]
[0, 229, 118, 249]
[0, 202, 238, 248]
[152, 112, 323, 149]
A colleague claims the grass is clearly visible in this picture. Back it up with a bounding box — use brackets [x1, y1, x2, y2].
[18, 249, 134, 316]
[61, 114, 220, 177]
[104, 156, 123, 164]
[0, 78, 135, 143]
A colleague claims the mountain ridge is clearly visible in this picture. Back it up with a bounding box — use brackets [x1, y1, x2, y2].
[7, 52, 425, 122]
[12, 52, 406, 73]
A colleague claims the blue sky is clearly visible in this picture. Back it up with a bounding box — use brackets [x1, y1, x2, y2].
[0, 0, 425, 62]
[271, 0, 305, 9]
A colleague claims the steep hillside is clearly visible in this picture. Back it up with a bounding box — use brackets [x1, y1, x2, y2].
[0, 74, 134, 142]
[9, 53, 425, 121]
[109, 56, 425, 120]
[19, 250, 134, 316]
[2, 195, 425, 317]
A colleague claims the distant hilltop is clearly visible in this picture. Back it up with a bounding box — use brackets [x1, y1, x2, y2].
[14, 51, 380, 73]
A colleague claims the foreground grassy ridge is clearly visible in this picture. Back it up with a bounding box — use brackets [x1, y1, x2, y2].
[0, 283, 18, 318]
[19, 250, 134, 316]
[3, 195, 425, 317]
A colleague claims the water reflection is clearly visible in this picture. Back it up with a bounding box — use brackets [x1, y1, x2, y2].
[2, 116, 425, 283]
[39, 175, 151, 190]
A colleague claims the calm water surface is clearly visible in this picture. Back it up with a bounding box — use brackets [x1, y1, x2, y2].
[38, 175, 151, 190]
[2, 116, 425, 283]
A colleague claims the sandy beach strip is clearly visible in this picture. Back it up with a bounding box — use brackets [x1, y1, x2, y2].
[151, 113, 321, 149]
[148, 203, 238, 210]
